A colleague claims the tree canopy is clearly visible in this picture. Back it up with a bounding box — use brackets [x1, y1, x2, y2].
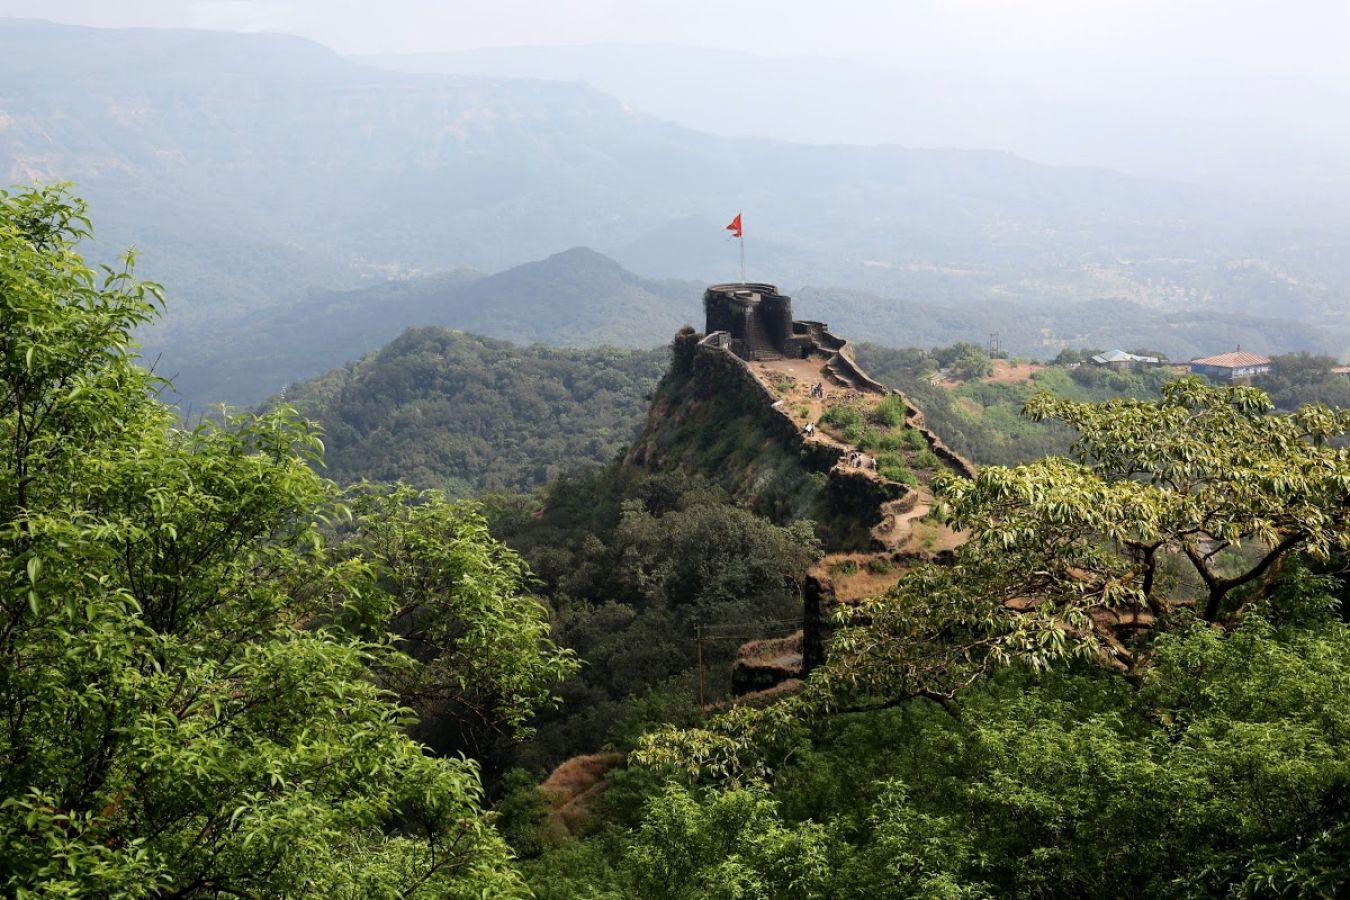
[518, 377, 1350, 898]
[283, 327, 665, 495]
[0, 186, 575, 896]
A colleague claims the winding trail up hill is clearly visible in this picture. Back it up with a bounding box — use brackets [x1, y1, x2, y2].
[624, 318, 975, 697]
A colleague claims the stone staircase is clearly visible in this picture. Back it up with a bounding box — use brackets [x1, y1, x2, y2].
[740, 310, 784, 360]
[726, 348, 971, 700]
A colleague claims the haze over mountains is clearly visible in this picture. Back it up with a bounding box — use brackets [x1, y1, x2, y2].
[1, 18, 1345, 408]
[172, 244, 1348, 407]
[181, 247, 696, 403]
[368, 44, 1350, 201]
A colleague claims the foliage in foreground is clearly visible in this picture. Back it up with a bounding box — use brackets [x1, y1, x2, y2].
[530, 571, 1350, 897]
[547, 377, 1350, 897]
[639, 379, 1349, 775]
[0, 186, 576, 896]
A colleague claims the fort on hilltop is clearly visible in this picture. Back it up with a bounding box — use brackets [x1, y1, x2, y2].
[639, 278, 975, 589]
[703, 283, 828, 361]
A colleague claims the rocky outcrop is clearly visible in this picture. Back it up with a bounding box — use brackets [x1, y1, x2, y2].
[627, 326, 970, 546]
[537, 752, 626, 842]
[632, 309, 975, 701]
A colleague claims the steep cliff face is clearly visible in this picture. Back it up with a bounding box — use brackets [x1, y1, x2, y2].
[625, 327, 974, 553]
[625, 330, 861, 547]
[626, 323, 978, 697]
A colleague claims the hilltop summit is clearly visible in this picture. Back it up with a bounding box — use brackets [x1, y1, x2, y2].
[626, 281, 976, 691]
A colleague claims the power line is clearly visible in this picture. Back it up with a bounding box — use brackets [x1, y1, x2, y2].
[699, 617, 802, 631]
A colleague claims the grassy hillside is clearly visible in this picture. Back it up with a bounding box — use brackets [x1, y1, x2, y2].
[855, 344, 1350, 466]
[283, 327, 666, 494]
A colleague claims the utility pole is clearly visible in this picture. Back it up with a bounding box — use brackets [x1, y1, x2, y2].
[695, 624, 705, 710]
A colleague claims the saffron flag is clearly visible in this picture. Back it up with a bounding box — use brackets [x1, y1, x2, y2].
[725, 213, 743, 238]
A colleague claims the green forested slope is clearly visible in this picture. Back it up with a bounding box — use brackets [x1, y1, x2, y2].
[176, 247, 696, 405]
[284, 327, 666, 493]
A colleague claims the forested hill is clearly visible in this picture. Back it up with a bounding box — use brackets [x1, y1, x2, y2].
[173, 242, 1346, 409]
[282, 327, 666, 494]
[175, 247, 696, 406]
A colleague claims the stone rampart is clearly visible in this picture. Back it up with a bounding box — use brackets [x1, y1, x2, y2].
[694, 332, 910, 515]
[798, 324, 978, 481]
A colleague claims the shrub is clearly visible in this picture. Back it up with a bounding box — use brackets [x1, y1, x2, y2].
[874, 452, 918, 486]
[820, 403, 864, 431]
[871, 431, 903, 453]
[869, 394, 908, 428]
[913, 448, 941, 471]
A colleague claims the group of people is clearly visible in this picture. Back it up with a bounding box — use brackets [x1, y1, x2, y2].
[801, 381, 876, 471]
[848, 450, 875, 470]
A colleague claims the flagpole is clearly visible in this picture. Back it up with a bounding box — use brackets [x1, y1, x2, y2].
[739, 211, 746, 283]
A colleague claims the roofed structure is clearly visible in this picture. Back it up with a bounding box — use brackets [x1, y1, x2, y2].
[1090, 349, 1161, 369]
[1190, 349, 1271, 382]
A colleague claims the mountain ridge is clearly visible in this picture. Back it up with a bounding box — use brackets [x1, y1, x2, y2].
[4, 19, 1344, 409]
[166, 246, 1347, 408]
[170, 247, 698, 405]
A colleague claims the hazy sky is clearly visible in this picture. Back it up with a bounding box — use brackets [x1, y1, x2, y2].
[2, 0, 1348, 78]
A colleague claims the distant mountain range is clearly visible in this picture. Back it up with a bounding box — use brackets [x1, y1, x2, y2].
[171, 247, 696, 405]
[168, 245, 1345, 409]
[366, 44, 1350, 202]
[1, 19, 1344, 408]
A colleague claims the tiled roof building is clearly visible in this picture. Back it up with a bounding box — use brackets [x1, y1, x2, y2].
[1190, 350, 1271, 382]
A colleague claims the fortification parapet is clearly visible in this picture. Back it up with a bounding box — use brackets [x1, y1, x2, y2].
[697, 282, 976, 481]
[704, 283, 808, 361]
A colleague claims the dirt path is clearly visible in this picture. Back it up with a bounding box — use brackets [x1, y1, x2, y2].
[751, 353, 970, 556]
[734, 352, 969, 692]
